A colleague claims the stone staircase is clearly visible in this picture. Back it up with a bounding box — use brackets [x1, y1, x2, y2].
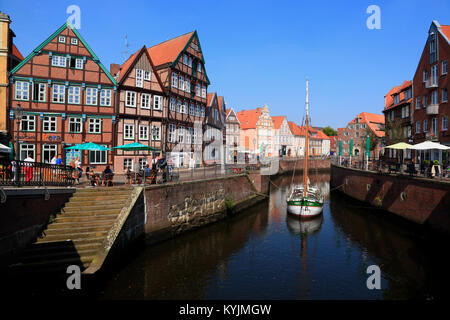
[9, 186, 137, 274]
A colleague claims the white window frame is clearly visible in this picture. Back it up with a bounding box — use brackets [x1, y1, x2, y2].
[201, 86, 206, 98]
[20, 144, 35, 161]
[71, 38, 78, 45]
[123, 158, 133, 171]
[52, 84, 65, 103]
[89, 146, 107, 164]
[185, 79, 190, 93]
[58, 36, 66, 43]
[15, 81, 30, 100]
[42, 144, 57, 164]
[100, 89, 112, 106]
[20, 115, 35, 132]
[88, 118, 102, 134]
[443, 60, 448, 75]
[443, 116, 448, 131]
[51, 55, 67, 67]
[126, 91, 137, 107]
[43, 116, 57, 133]
[153, 95, 162, 110]
[144, 70, 151, 81]
[124, 124, 135, 140]
[178, 126, 185, 143]
[152, 125, 161, 141]
[141, 93, 151, 109]
[171, 73, 178, 88]
[75, 58, 83, 70]
[33, 82, 46, 102]
[168, 124, 176, 143]
[431, 90, 439, 105]
[68, 86, 81, 104]
[170, 97, 176, 111]
[68, 117, 83, 133]
[179, 75, 184, 91]
[136, 69, 143, 88]
[85, 87, 98, 105]
[139, 125, 149, 140]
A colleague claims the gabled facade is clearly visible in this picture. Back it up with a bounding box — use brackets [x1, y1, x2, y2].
[9, 22, 116, 168]
[225, 108, 240, 163]
[337, 112, 385, 158]
[236, 104, 274, 158]
[272, 116, 294, 157]
[412, 20, 450, 150]
[288, 121, 305, 157]
[0, 12, 23, 138]
[217, 95, 227, 146]
[383, 80, 413, 160]
[148, 31, 209, 167]
[203, 92, 222, 164]
[111, 45, 167, 173]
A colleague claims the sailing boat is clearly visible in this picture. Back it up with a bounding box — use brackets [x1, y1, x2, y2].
[286, 78, 324, 218]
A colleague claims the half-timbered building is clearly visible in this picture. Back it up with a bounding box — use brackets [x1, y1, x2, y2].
[148, 31, 210, 167]
[111, 46, 167, 173]
[225, 108, 240, 163]
[203, 92, 223, 164]
[9, 22, 116, 169]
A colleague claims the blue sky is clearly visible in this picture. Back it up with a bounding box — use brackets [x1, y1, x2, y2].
[2, 0, 450, 129]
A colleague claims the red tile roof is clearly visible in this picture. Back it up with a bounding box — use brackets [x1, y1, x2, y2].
[147, 31, 194, 67]
[271, 116, 286, 130]
[207, 92, 215, 106]
[441, 25, 450, 40]
[288, 121, 302, 136]
[349, 112, 385, 138]
[116, 50, 139, 82]
[384, 80, 412, 110]
[236, 108, 264, 129]
[12, 43, 23, 60]
[217, 96, 224, 112]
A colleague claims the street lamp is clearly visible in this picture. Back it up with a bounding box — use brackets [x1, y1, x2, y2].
[14, 104, 23, 161]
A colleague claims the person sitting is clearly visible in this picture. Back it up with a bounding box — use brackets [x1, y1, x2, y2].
[102, 165, 114, 186]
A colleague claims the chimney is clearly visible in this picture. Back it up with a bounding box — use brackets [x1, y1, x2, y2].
[110, 63, 120, 77]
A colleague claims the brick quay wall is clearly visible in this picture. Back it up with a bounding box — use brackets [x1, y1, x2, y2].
[330, 164, 450, 234]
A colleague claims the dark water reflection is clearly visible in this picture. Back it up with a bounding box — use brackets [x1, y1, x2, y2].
[96, 173, 449, 300]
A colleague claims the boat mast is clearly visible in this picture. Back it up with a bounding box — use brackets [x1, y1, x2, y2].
[303, 78, 309, 197]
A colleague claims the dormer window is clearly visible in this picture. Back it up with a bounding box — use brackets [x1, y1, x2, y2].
[394, 94, 399, 104]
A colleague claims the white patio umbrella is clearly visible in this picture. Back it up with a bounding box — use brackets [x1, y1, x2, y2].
[408, 141, 450, 173]
[0, 143, 11, 153]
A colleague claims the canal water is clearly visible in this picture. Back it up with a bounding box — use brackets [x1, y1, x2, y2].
[94, 173, 449, 300]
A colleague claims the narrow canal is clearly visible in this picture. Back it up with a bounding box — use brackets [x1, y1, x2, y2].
[94, 173, 449, 300]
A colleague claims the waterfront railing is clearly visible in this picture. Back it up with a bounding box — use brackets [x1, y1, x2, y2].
[0, 159, 75, 187]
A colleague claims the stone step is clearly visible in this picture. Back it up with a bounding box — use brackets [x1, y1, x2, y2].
[59, 207, 122, 216]
[19, 248, 99, 264]
[69, 194, 130, 202]
[36, 231, 108, 243]
[33, 237, 105, 246]
[42, 225, 112, 236]
[45, 220, 114, 231]
[22, 241, 103, 255]
[74, 187, 134, 194]
[54, 214, 118, 223]
[61, 203, 125, 213]
[63, 199, 129, 208]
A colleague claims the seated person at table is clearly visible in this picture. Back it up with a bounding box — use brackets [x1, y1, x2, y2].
[102, 165, 114, 186]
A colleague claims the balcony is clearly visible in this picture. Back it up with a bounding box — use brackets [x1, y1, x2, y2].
[425, 77, 438, 88]
[426, 104, 439, 115]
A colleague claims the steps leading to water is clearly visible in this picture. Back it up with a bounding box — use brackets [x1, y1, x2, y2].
[8, 186, 141, 275]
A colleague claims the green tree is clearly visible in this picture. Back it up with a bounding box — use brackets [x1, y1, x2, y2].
[384, 118, 404, 145]
[322, 126, 337, 136]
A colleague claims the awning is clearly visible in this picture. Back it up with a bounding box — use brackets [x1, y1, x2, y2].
[407, 141, 450, 150]
[0, 143, 11, 153]
[385, 142, 412, 149]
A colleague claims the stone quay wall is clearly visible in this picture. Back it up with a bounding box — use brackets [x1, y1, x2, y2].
[144, 174, 265, 244]
[330, 164, 450, 234]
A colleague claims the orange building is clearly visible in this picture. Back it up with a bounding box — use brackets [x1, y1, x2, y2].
[9, 22, 117, 169]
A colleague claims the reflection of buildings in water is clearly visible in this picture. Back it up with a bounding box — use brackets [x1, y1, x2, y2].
[328, 192, 444, 299]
